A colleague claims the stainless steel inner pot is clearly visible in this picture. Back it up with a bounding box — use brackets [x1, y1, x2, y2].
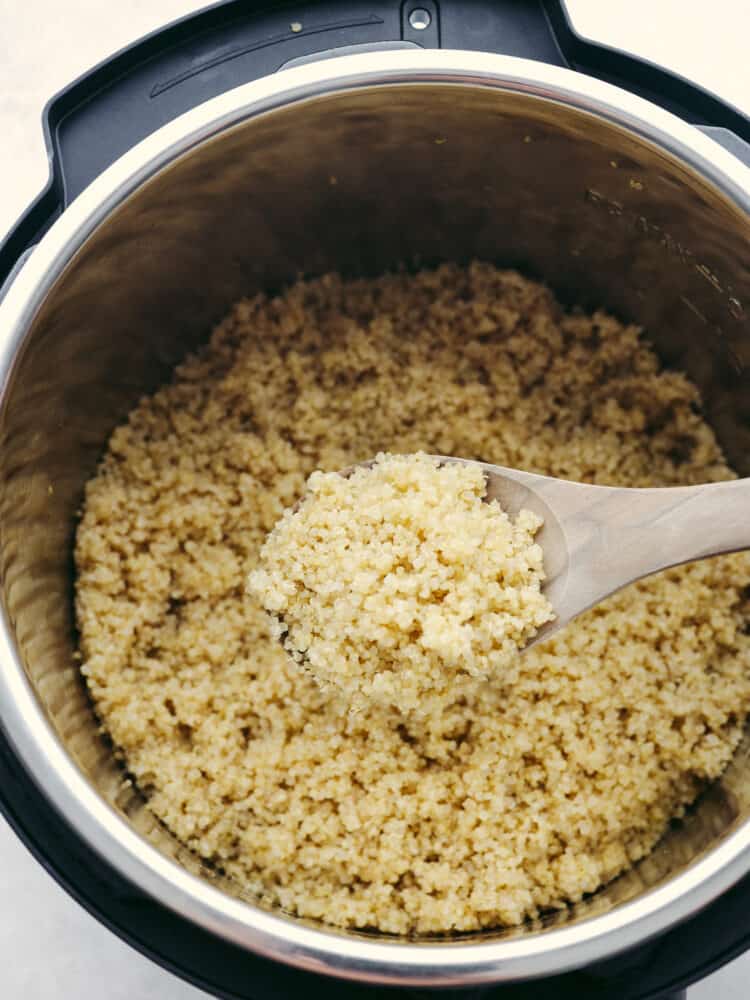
[0, 51, 749, 988]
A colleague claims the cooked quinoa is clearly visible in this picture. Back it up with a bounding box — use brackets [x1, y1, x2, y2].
[249, 452, 554, 712]
[75, 263, 750, 934]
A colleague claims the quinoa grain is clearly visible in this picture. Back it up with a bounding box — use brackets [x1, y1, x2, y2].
[249, 452, 554, 711]
[75, 263, 750, 934]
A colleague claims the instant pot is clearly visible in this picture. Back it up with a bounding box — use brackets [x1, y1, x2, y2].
[0, 3, 749, 998]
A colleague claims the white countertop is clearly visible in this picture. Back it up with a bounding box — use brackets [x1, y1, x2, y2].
[0, 1, 749, 996]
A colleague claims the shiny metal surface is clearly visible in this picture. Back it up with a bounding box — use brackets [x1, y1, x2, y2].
[408, 8, 431, 30]
[0, 50, 748, 987]
[440, 459, 750, 649]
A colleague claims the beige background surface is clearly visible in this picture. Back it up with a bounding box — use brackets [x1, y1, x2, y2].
[1, 1, 749, 996]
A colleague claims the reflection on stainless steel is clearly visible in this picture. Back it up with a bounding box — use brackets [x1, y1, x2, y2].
[0, 50, 748, 987]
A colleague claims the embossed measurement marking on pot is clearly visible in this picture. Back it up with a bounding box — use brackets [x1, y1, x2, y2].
[585, 187, 746, 322]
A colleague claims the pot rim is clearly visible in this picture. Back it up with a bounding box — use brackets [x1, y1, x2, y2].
[0, 49, 748, 987]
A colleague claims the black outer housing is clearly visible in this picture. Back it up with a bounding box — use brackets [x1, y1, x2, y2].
[1, 2, 750, 997]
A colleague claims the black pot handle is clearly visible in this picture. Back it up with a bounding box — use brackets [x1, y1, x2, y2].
[544, 2, 750, 148]
[2, 0, 749, 291]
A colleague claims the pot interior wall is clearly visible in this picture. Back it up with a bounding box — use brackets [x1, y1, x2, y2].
[2, 82, 749, 940]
